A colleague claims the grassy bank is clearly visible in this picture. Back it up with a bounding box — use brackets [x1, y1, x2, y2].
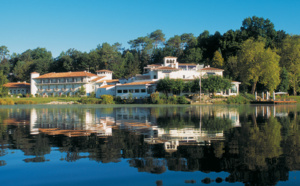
[1, 97, 81, 105]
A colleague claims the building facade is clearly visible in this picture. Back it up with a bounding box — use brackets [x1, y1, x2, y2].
[3, 82, 30, 96]
[27, 56, 240, 98]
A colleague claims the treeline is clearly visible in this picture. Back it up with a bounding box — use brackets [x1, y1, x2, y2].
[0, 16, 299, 94]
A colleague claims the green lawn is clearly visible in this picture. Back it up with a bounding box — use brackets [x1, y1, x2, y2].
[10, 97, 81, 104]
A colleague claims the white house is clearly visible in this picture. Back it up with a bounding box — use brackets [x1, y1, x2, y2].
[28, 56, 240, 98]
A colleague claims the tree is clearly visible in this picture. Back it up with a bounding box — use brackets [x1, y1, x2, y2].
[241, 16, 277, 47]
[237, 38, 280, 93]
[0, 70, 8, 96]
[78, 86, 86, 95]
[279, 35, 300, 95]
[0, 46, 10, 61]
[149, 29, 165, 48]
[211, 50, 224, 68]
[124, 51, 139, 78]
[277, 67, 289, 92]
[224, 56, 239, 80]
[202, 76, 231, 95]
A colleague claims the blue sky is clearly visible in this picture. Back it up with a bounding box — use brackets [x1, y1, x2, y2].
[1, 0, 299, 58]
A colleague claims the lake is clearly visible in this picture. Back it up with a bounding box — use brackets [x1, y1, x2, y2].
[0, 104, 299, 185]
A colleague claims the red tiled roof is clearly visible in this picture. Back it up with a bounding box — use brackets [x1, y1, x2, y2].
[91, 76, 106, 82]
[98, 79, 119, 83]
[96, 70, 113, 73]
[100, 85, 115, 88]
[153, 66, 179, 71]
[34, 71, 97, 79]
[200, 67, 224, 71]
[148, 64, 161, 66]
[119, 81, 157, 86]
[3, 82, 30, 88]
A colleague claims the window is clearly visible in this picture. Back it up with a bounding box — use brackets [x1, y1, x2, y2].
[141, 89, 146, 93]
[135, 89, 140, 93]
[153, 75, 157, 79]
[183, 75, 185, 79]
[129, 89, 133, 93]
[123, 90, 128, 93]
[117, 90, 122, 93]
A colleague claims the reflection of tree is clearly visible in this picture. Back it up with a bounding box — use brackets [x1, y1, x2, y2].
[239, 117, 282, 169]
[0, 105, 300, 185]
[128, 158, 167, 174]
[201, 115, 233, 132]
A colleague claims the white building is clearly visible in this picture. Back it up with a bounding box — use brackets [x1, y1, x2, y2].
[29, 56, 240, 98]
[3, 81, 30, 96]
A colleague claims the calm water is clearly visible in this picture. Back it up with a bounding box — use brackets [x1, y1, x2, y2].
[0, 104, 299, 186]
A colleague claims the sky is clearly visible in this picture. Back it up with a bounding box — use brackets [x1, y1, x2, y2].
[1, 0, 299, 58]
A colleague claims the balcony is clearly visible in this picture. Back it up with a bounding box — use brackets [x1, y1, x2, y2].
[36, 80, 88, 85]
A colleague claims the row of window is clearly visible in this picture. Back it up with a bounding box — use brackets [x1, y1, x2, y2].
[10, 89, 28, 94]
[36, 77, 85, 83]
[117, 89, 146, 94]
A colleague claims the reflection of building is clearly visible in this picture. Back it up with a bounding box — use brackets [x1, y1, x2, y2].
[30, 108, 112, 137]
[28, 106, 243, 148]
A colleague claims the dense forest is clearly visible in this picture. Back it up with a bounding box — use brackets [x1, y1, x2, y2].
[0, 16, 299, 95]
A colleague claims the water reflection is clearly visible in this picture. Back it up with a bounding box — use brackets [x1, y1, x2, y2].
[0, 105, 299, 185]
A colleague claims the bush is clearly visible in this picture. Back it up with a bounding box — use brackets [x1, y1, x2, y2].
[242, 93, 256, 101]
[61, 94, 67, 98]
[226, 95, 250, 104]
[167, 95, 177, 104]
[15, 100, 37, 104]
[0, 98, 15, 105]
[177, 96, 189, 104]
[89, 92, 96, 98]
[17, 93, 23, 97]
[101, 95, 115, 104]
[150, 92, 160, 104]
[78, 97, 101, 104]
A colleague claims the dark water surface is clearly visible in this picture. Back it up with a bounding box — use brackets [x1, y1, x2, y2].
[0, 104, 299, 186]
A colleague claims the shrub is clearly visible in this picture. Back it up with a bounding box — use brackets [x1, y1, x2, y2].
[17, 93, 23, 97]
[15, 100, 37, 104]
[67, 92, 71, 97]
[61, 94, 67, 98]
[78, 97, 100, 104]
[226, 95, 249, 104]
[167, 95, 177, 104]
[101, 95, 115, 104]
[242, 93, 256, 101]
[177, 96, 189, 104]
[89, 91, 96, 98]
[150, 92, 160, 104]
[0, 98, 15, 105]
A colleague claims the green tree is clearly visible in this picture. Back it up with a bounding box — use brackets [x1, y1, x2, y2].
[0, 70, 8, 96]
[279, 35, 300, 95]
[0, 46, 10, 61]
[202, 76, 231, 95]
[241, 16, 277, 48]
[78, 86, 86, 96]
[211, 50, 224, 68]
[124, 51, 140, 78]
[237, 38, 280, 93]
[149, 29, 165, 48]
[277, 67, 289, 92]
